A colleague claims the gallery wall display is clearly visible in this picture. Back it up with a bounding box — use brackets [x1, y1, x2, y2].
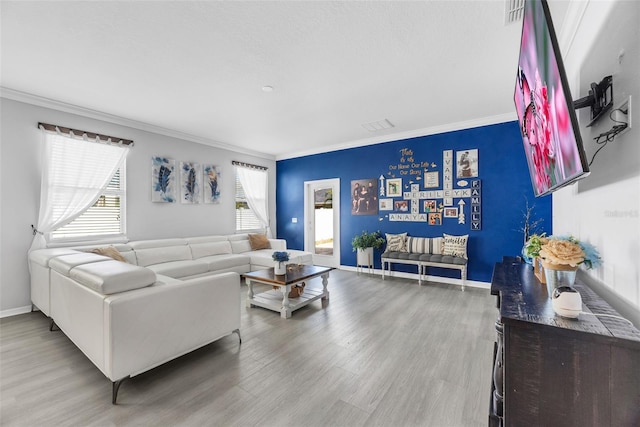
[152, 156, 221, 204]
[374, 148, 482, 230]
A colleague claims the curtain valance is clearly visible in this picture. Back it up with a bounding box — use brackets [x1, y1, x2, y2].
[38, 122, 134, 146]
[232, 160, 268, 171]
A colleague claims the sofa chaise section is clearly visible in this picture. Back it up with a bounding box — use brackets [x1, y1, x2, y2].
[48, 254, 241, 403]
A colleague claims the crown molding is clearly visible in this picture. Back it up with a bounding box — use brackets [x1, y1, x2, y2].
[0, 87, 275, 161]
[277, 112, 517, 161]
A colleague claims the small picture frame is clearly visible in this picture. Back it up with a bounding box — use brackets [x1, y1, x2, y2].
[386, 178, 402, 197]
[394, 200, 409, 212]
[424, 200, 437, 213]
[428, 212, 442, 225]
[379, 198, 393, 211]
[424, 171, 439, 188]
[443, 207, 458, 218]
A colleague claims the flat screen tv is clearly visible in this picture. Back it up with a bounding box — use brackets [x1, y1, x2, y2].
[514, 0, 590, 197]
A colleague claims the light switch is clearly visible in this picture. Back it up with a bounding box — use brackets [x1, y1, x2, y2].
[292, 217, 298, 223]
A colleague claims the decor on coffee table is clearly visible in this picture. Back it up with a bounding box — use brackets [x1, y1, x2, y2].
[272, 251, 289, 275]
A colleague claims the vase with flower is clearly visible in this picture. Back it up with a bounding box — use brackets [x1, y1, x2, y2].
[525, 234, 602, 295]
[272, 251, 290, 275]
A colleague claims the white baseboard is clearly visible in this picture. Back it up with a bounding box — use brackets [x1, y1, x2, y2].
[0, 305, 34, 318]
[338, 265, 490, 290]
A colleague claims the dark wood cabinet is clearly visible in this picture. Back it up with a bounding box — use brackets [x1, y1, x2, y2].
[490, 258, 640, 427]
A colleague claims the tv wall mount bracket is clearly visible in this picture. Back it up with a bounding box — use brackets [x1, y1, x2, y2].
[573, 75, 613, 127]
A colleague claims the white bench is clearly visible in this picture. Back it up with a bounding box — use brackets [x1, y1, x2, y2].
[381, 235, 468, 291]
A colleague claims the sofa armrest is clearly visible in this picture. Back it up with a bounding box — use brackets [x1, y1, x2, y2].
[268, 239, 287, 250]
[103, 272, 241, 381]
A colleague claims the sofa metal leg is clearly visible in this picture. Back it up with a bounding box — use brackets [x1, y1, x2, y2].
[232, 329, 242, 344]
[112, 376, 130, 405]
[49, 319, 59, 332]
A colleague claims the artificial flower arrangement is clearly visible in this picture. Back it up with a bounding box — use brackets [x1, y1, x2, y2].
[272, 251, 290, 263]
[524, 234, 602, 269]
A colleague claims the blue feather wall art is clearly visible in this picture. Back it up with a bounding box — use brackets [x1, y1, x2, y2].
[180, 161, 201, 204]
[203, 164, 221, 204]
[151, 157, 176, 202]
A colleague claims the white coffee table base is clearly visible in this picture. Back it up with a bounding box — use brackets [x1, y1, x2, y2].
[246, 273, 330, 319]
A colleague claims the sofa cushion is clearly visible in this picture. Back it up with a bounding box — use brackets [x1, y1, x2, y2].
[90, 246, 129, 263]
[406, 237, 443, 254]
[154, 274, 182, 285]
[128, 238, 188, 250]
[199, 254, 251, 271]
[248, 234, 271, 250]
[248, 249, 312, 267]
[190, 241, 232, 259]
[419, 253, 467, 265]
[442, 234, 468, 259]
[29, 248, 82, 267]
[385, 233, 408, 252]
[49, 252, 113, 276]
[184, 235, 228, 244]
[381, 251, 421, 261]
[227, 234, 249, 241]
[134, 245, 192, 267]
[230, 240, 252, 254]
[146, 260, 210, 279]
[69, 260, 156, 294]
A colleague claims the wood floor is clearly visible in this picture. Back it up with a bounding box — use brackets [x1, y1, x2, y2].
[0, 270, 497, 427]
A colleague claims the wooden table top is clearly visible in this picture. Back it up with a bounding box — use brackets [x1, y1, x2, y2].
[242, 264, 333, 286]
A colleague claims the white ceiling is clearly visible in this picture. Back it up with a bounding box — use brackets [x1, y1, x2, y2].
[0, 1, 569, 160]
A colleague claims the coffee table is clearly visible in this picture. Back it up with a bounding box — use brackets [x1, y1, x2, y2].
[243, 264, 333, 318]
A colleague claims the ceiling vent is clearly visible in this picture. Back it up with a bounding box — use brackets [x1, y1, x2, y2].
[505, 0, 525, 25]
[362, 119, 394, 132]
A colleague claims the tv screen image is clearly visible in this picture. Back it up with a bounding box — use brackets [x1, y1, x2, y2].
[514, 0, 589, 197]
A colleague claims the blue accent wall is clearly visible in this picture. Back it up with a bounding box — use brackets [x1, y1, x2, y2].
[276, 121, 552, 283]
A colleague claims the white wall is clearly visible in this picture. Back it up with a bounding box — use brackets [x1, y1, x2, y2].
[552, 0, 640, 324]
[0, 97, 276, 315]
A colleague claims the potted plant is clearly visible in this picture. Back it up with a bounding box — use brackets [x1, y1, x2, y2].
[351, 230, 385, 268]
[272, 251, 290, 275]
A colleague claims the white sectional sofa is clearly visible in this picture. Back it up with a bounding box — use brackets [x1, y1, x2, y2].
[28, 233, 312, 403]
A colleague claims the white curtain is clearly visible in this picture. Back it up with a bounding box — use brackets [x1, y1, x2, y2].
[235, 166, 271, 237]
[29, 130, 130, 252]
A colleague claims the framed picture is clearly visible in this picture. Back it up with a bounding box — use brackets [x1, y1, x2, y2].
[379, 198, 393, 211]
[151, 157, 176, 203]
[386, 178, 402, 197]
[203, 164, 221, 204]
[424, 200, 437, 213]
[351, 178, 378, 215]
[394, 200, 409, 212]
[424, 171, 439, 188]
[444, 207, 458, 218]
[428, 212, 442, 225]
[457, 149, 479, 178]
[180, 162, 201, 204]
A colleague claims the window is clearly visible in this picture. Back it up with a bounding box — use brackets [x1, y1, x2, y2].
[235, 173, 262, 232]
[35, 127, 130, 245]
[51, 165, 126, 240]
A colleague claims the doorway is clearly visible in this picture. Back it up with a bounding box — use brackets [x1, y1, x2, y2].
[304, 179, 340, 267]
